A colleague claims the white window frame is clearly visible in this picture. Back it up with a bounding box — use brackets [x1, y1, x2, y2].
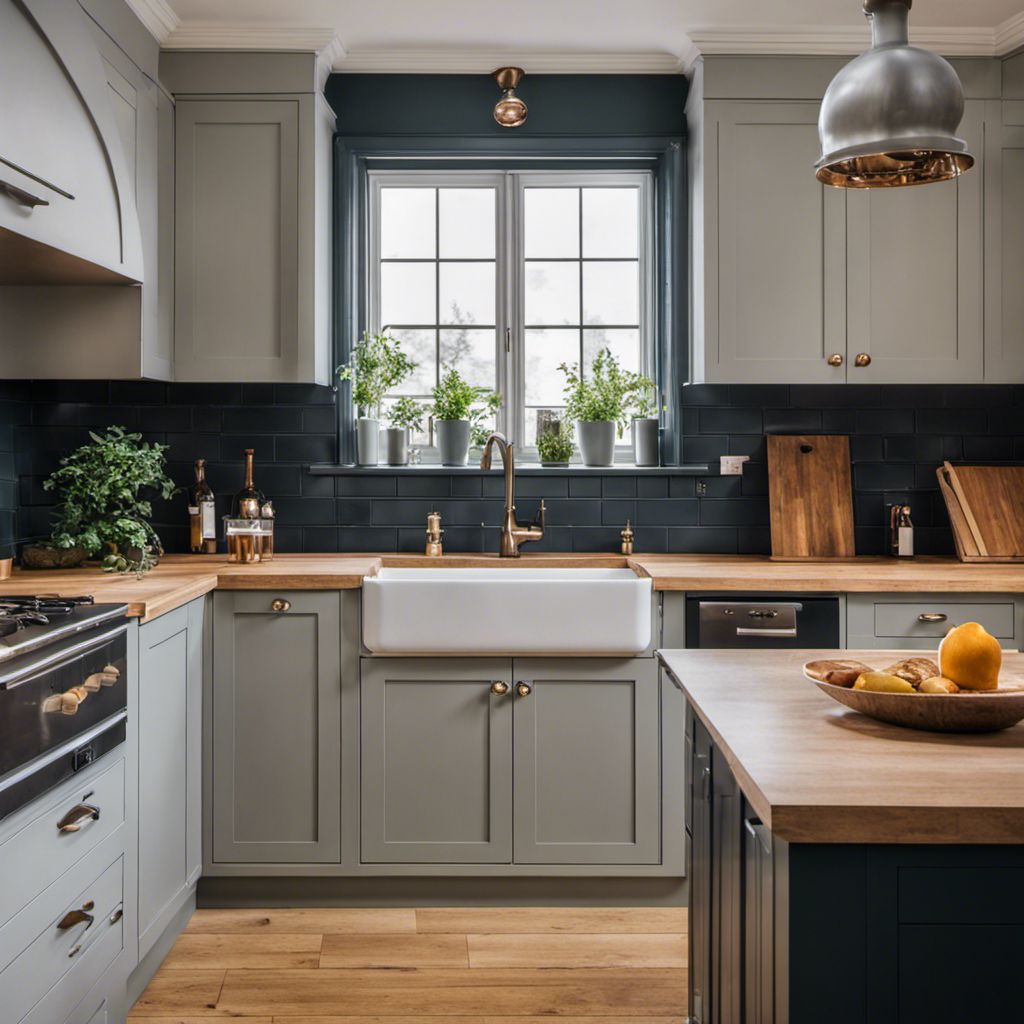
[366, 167, 654, 458]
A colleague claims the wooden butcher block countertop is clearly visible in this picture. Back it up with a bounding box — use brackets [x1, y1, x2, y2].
[0, 553, 1021, 623]
[659, 647, 1024, 845]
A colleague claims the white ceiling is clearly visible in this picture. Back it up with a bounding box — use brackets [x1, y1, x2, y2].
[129, 0, 1024, 71]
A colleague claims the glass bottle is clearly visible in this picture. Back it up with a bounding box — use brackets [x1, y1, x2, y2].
[188, 459, 217, 554]
[233, 449, 263, 519]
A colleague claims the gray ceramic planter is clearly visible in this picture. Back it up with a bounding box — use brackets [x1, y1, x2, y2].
[632, 417, 660, 466]
[435, 419, 471, 466]
[384, 427, 409, 466]
[577, 420, 616, 467]
[356, 418, 380, 466]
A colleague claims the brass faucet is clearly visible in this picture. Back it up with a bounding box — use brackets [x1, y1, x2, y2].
[480, 432, 545, 557]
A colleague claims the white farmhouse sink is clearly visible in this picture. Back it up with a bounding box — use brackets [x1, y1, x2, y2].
[362, 567, 653, 655]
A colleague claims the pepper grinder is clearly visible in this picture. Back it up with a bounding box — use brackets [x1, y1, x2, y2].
[426, 511, 443, 556]
[621, 520, 634, 555]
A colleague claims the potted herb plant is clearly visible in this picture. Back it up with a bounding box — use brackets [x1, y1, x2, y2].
[23, 427, 176, 575]
[431, 367, 502, 467]
[631, 384, 666, 467]
[337, 331, 417, 466]
[536, 422, 574, 468]
[384, 396, 425, 467]
[559, 348, 654, 467]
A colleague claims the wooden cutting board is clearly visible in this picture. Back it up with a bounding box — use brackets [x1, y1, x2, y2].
[946, 464, 1024, 557]
[767, 435, 855, 559]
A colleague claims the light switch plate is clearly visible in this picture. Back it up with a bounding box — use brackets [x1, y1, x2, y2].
[720, 455, 749, 475]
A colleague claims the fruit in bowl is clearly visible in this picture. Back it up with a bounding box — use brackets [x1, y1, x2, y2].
[852, 672, 915, 694]
[938, 622, 1002, 691]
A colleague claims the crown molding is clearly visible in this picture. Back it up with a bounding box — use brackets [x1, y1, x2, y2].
[162, 22, 345, 56]
[123, 0, 178, 43]
[996, 11, 1024, 55]
[332, 48, 691, 74]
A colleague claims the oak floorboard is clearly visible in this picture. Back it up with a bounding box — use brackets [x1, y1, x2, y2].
[128, 970, 228, 1017]
[467, 933, 687, 969]
[319, 934, 469, 969]
[161, 934, 324, 970]
[216, 968, 687, 1017]
[265, 1018, 688, 1024]
[414, 907, 686, 934]
[186, 909, 417, 935]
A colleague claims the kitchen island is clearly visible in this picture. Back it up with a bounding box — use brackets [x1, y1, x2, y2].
[659, 648, 1024, 1024]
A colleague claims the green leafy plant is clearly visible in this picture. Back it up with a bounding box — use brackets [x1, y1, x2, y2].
[632, 383, 667, 420]
[431, 367, 502, 446]
[337, 331, 417, 417]
[558, 348, 655, 437]
[42, 427, 176, 575]
[537, 423, 574, 464]
[387, 396, 426, 433]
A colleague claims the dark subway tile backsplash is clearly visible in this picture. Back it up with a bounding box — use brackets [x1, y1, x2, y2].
[0, 380, 1019, 560]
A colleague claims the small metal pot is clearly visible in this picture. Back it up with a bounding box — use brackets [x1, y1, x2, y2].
[632, 417, 660, 467]
[356, 417, 380, 466]
[576, 420, 616, 467]
[435, 419, 471, 466]
[385, 427, 409, 466]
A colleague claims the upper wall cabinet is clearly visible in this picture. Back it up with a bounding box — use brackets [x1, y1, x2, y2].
[0, 0, 142, 283]
[171, 66, 335, 383]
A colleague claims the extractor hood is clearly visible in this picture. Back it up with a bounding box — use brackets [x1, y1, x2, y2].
[816, 0, 974, 188]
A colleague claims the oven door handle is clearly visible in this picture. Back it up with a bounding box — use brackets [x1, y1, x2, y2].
[735, 626, 798, 637]
[0, 622, 128, 690]
[57, 802, 100, 833]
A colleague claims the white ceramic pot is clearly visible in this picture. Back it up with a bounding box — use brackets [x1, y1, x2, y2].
[632, 417, 660, 466]
[576, 420, 616, 467]
[356, 417, 380, 466]
[435, 419, 471, 466]
[384, 427, 409, 466]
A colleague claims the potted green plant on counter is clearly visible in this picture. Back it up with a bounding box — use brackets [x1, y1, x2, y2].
[559, 348, 654, 467]
[337, 331, 417, 466]
[536, 422, 574, 467]
[23, 426, 176, 575]
[631, 384, 666, 467]
[431, 367, 502, 466]
[384, 396, 426, 467]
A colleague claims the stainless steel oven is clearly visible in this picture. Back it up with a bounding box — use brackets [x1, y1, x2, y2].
[685, 595, 841, 649]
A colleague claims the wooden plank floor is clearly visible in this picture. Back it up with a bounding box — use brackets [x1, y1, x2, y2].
[130, 907, 687, 1021]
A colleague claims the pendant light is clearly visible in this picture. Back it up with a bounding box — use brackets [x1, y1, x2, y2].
[493, 67, 527, 128]
[816, 0, 974, 188]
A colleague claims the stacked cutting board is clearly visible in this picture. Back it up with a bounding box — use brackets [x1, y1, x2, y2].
[937, 463, 1024, 562]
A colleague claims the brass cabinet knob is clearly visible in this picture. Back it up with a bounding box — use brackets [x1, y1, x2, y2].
[918, 613, 948, 622]
[490, 681, 509, 696]
[827, 353, 843, 367]
[854, 353, 871, 367]
[271, 599, 291, 613]
[516, 682, 532, 697]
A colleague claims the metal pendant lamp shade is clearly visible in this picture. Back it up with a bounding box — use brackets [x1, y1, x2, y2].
[816, 0, 974, 187]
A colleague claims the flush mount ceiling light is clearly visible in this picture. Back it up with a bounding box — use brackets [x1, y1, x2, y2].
[816, 0, 974, 188]
[493, 67, 527, 128]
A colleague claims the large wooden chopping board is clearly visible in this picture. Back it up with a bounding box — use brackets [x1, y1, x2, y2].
[947, 464, 1024, 557]
[767, 435, 855, 559]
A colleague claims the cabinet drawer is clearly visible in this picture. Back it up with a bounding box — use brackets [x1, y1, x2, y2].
[873, 601, 1015, 639]
[0, 758, 125, 930]
[0, 856, 123, 1024]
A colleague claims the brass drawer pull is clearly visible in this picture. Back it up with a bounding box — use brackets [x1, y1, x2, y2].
[271, 599, 291, 613]
[43, 685, 89, 715]
[490, 681, 509, 696]
[57, 803, 100, 833]
[854, 352, 871, 367]
[58, 907, 94, 931]
[516, 682, 532, 697]
[827, 353, 843, 366]
[84, 666, 121, 692]
[109, 904, 123, 924]
[918, 613, 948, 623]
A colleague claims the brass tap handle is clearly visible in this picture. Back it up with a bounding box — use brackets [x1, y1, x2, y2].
[490, 681, 510, 696]
[57, 803, 100, 833]
[827, 353, 844, 367]
[271, 599, 291, 613]
[57, 907, 94, 931]
[532, 499, 546, 529]
[854, 353, 871, 367]
[516, 682, 532, 697]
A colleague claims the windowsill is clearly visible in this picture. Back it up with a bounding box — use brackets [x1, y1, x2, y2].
[309, 463, 714, 476]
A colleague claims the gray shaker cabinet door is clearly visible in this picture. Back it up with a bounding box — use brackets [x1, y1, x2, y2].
[707, 102, 846, 384]
[360, 658, 513, 864]
[212, 591, 341, 863]
[512, 658, 661, 865]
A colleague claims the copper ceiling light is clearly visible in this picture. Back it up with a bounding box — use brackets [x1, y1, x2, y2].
[493, 67, 527, 128]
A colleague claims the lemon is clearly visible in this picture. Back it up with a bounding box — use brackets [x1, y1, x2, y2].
[938, 622, 1001, 691]
[852, 672, 915, 693]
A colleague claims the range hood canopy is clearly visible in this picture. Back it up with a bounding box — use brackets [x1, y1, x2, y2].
[816, 0, 974, 188]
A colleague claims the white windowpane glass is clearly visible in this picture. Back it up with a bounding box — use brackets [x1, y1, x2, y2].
[525, 328, 579, 406]
[584, 329, 640, 376]
[525, 261, 579, 325]
[582, 187, 639, 258]
[381, 262, 436, 325]
[380, 188, 435, 258]
[440, 328, 496, 389]
[583, 261, 639, 325]
[524, 188, 579, 258]
[439, 262, 496, 326]
[439, 188, 496, 258]
[388, 329, 436, 394]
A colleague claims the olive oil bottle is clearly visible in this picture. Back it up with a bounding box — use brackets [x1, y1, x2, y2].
[188, 459, 217, 554]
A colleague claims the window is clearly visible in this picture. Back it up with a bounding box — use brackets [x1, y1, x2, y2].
[367, 169, 653, 454]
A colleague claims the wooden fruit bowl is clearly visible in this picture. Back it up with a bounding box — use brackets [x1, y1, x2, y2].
[804, 665, 1024, 733]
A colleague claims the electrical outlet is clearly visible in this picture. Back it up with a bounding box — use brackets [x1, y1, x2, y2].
[696, 480, 706, 495]
[720, 455, 749, 475]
